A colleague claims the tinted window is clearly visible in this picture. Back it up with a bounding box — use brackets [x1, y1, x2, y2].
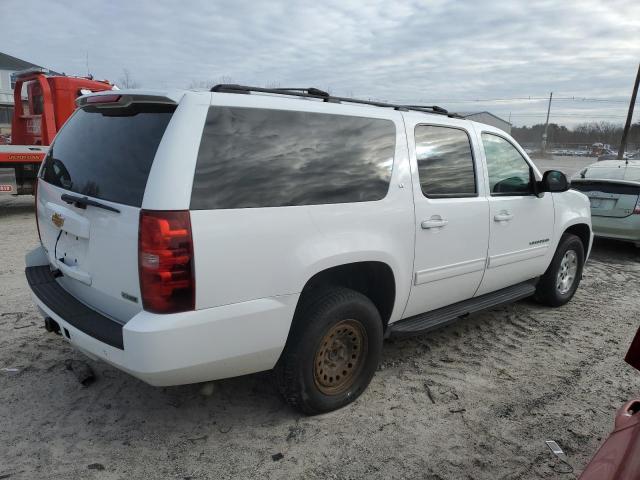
[415, 125, 476, 197]
[41, 104, 175, 207]
[32, 94, 44, 115]
[190, 107, 396, 209]
[0, 106, 13, 124]
[482, 133, 532, 195]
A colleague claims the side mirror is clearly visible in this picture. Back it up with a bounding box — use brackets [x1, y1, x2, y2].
[538, 170, 569, 194]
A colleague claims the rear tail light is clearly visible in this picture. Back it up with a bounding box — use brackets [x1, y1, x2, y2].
[634, 197, 640, 214]
[34, 179, 41, 243]
[139, 210, 195, 313]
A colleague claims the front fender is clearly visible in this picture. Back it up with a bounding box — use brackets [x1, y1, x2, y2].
[552, 189, 593, 258]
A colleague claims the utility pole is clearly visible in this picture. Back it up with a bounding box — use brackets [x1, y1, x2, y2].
[541, 92, 553, 156]
[618, 63, 640, 161]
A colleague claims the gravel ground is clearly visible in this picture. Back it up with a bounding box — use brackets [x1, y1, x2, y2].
[1, 185, 639, 480]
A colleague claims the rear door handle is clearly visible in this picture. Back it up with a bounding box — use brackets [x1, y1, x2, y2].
[494, 212, 514, 222]
[421, 217, 448, 229]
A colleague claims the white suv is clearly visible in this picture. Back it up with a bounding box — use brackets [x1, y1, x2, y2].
[26, 85, 592, 414]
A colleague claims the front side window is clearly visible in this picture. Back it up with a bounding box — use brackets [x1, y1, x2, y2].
[190, 107, 396, 209]
[415, 125, 476, 197]
[482, 133, 533, 195]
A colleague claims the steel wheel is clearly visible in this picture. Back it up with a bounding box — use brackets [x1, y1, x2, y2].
[313, 319, 368, 396]
[556, 249, 578, 295]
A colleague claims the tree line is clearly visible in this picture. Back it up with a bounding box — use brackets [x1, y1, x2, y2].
[511, 121, 640, 148]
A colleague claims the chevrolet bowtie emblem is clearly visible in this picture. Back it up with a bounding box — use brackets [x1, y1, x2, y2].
[51, 212, 65, 228]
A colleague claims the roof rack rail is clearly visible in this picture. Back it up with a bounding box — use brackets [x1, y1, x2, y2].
[404, 104, 449, 114]
[210, 84, 462, 118]
[272, 87, 330, 98]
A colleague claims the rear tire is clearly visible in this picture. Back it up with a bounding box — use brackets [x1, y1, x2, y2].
[275, 287, 383, 415]
[534, 233, 585, 307]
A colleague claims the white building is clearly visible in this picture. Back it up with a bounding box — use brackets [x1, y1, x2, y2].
[459, 111, 512, 134]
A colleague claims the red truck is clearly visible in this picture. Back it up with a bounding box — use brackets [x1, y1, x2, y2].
[0, 68, 113, 195]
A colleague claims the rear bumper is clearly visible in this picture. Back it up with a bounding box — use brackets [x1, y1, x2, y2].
[592, 214, 640, 243]
[25, 248, 298, 386]
[26, 265, 124, 348]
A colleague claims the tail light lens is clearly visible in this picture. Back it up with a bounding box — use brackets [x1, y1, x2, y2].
[634, 197, 640, 214]
[139, 210, 195, 313]
[34, 179, 41, 243]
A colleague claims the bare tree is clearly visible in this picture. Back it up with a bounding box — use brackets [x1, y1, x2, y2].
[187, 79, 214, 90]
[187, 76, 237, 90]
[119, 69, 140, 89]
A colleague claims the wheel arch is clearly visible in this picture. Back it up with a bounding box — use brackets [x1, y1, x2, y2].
[563, 222, 592, 258]
[295, 261, 397, 331]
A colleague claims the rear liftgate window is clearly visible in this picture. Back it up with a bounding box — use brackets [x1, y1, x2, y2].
[41, 104, 175, 207]
[190, 107, 396, 209]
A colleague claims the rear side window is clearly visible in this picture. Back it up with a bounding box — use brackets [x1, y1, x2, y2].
[190, 107, 396, 209]
[415, 125, 476, 197]
[41, 104, 175, 207]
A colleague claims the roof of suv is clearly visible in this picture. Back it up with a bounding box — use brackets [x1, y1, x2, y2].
[82, 86, 506, 133]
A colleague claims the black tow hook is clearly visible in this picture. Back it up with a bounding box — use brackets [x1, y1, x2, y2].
[44, 317, 61, 335]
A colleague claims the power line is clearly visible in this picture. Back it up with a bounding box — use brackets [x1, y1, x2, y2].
[508, 113, 633, 118]
[410, 96, 634, 104]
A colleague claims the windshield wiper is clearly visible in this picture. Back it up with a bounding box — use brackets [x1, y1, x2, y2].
[61, 193, 120, 213]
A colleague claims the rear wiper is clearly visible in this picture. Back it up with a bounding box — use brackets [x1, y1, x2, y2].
[61, 193, 120, 213]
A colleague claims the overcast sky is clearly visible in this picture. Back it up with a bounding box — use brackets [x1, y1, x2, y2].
[2, 0, 639, 126]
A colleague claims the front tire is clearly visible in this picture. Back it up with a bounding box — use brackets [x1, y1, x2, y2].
[534, 233, 585, 307]
[275, 287, 383, 415]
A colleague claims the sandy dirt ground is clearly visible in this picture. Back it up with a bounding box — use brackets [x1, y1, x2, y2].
[1, 170, 639, 479]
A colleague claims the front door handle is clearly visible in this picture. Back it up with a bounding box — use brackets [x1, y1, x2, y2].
[494, 211, 514, 222]
[421, 216, 448, 229]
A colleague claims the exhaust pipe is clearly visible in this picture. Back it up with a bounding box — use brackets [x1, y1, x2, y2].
[44, 317, 61, 335]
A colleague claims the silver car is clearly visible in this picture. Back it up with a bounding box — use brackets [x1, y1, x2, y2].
[572, 160, 640, 247]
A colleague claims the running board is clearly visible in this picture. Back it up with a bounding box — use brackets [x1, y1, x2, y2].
[389, 280, 537, 337]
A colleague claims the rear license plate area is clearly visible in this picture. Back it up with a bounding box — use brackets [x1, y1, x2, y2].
[589, 198, 616, 210]
[55, 230, 89, 268]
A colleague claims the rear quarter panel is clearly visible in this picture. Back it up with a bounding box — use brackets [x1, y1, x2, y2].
[142, 92, 211, 210]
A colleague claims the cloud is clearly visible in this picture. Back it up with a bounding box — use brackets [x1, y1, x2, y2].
[2, 0, 639, 126]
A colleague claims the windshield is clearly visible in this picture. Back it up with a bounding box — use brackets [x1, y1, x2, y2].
[40, 104, 175, 207]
